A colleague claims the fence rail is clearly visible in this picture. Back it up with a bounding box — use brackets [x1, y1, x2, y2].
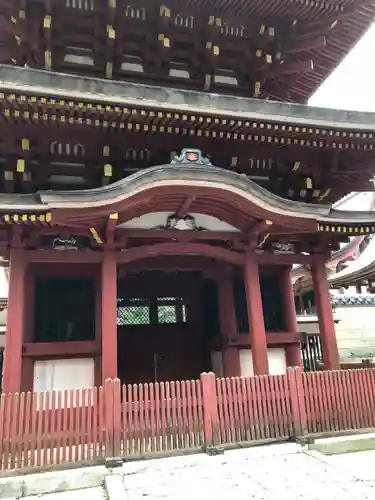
[1, 367, 375, 472]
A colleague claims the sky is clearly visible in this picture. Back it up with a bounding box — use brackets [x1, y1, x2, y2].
[0, 24, 374, 298]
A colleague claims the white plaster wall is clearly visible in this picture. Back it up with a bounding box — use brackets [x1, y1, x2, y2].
[239, 348, 287, 377]
[33, 358, 95, 407]
[239, 350, 254, 376]
[334, 306, 375, 361]
[268, 348, 287, 375]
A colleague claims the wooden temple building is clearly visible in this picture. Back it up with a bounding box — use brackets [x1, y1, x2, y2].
[1, 0, 375, 394]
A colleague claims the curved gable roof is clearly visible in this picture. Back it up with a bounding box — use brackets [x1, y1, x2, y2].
[0, 154, 375, 230]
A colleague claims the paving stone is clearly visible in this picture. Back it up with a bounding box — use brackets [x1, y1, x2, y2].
[22, 466, 106, 497]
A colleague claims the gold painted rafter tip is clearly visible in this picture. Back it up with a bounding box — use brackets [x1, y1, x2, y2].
[2, 212, 52, 225]
[318, 224, 375, 234]
[109, 213, 119, 220]
[89, 227, 103, 244]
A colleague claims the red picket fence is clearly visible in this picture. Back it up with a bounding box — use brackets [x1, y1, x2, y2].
[119, 380, 205, 457]
[302, 369, 375, 434]
[213, 374, 293, 445]
[0, 387, 108, 472]
[1, 367, 375, 472]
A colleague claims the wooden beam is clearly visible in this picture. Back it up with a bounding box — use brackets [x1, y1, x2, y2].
[116, 242, 244, 265]
[119, 228, 245, 242]
[256, 252, 312, 265]
[27, 251, 103, 263]
[23, 340, 100, 358]
[176, 196, 195, 217]
[119, 255, 219, 272]
[227, 331, 301, 347]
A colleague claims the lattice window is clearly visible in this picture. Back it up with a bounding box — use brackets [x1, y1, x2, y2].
[66, 0, 95, 11]
[117, 298, 150, 325]
[157, 297, 187, 324]
[117, 297, 187, 326]
[157, 304, 176, 324]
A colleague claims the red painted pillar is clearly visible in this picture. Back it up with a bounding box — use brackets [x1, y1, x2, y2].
[244, 254, 269, 375]
[311, 256, 340, 370]
[216, 267, 240, 377]
[2, 249, 27, 393]
[281, 267, 302, 368]
[101, 252, 118, 382]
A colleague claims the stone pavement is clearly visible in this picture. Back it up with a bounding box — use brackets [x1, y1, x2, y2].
[118, 443, 375, 500]
[24, 487, 106, 500]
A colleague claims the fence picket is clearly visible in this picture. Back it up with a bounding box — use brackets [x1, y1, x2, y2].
[154, 382, 160, 452]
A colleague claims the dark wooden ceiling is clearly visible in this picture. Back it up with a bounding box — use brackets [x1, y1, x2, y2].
[1, 0, 375, 102]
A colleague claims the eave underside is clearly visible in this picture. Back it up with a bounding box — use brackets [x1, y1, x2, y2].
[1, 0, 375, 102]
[1, 66, 375, 202]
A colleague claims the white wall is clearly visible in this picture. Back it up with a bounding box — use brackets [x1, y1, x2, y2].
[33, 358, 95, 407]
[298, 306, 375, 362]
[239, 348, 287, 376]
[334, 306, 375, 361]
